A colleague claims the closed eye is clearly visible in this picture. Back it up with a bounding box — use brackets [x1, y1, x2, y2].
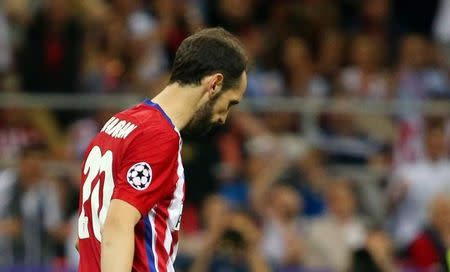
[228, 100, 239, 109]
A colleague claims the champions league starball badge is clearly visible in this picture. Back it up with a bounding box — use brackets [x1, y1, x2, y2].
[127, 162, 152, 190]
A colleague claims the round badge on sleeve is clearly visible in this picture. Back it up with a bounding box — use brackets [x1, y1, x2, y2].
[127, 162, 152, 190]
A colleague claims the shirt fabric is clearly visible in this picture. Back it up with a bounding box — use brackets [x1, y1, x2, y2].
[78, 99, 185, 272]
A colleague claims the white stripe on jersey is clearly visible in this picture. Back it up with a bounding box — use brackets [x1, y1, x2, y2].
[163, 226, 172, 255]
[166, 129, 185, 266]
[167, 262, 175, 272]
[148, 210, 160, 272]
[166, 150, 185, 231]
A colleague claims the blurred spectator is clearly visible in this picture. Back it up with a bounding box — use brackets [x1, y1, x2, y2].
[359, 0, 391, 43]
[360, 144, 394, 222]
[242, 27, 285, 98]
[179, 195, 228, 259]
[19, 0, 83, 93]
[80, 0, 125, 93]
[282, 37, 330, 98]
[188, 197, 269, 272]
[65, 215, 79, 271]
[66, 109, 115, 160]
[316, 29, 345, 82]
[433, 0, 450, 68]
[0, 170, 21, 266]
[306, 181, 367, 271]
[181, 132, 221, 209]
[351, 228, 398, 272]
[389, 118, 450, 247]
[80, 0, 130, 94]
[337, 34, 395, 147]
[260, 184, 306, 270]
[406, 194, 450, 270]
[0, 144, 64, 266]
[283, 148, 328, 218]
[0, 9, 12, 87]
[205, 0, 256, 33]
[127, 0, 170, 94]
[158, 0, 204, 60]
[318, 109, 381, 164]
[393, 117, 425, 166]
[339, 35, 390, 100]
[396, 34, 449, 101]
[291, 0, 339, 43]
[0, 108, 45, 162]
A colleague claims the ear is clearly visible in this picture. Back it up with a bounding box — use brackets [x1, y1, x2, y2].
[206, 73, 224, 98]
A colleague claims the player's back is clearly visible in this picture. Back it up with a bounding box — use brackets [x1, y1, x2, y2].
[78, 99, 185, 272]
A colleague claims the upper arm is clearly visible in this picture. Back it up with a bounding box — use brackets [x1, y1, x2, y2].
[103, 199, 141, 232]
[112, 129, 179, 215]
[101, 199, 141, 272]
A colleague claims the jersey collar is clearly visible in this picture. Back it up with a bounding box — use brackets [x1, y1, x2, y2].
[143, 99, 176, 129]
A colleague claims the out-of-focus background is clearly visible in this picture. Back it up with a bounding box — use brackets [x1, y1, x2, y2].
[1, 0, 450, 271]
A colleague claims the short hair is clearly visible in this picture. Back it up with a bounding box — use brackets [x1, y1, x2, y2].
[169, 27, 248, 91]
[425, 116, 445, 132]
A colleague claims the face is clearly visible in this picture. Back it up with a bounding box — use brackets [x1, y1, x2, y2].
[401, 35, 428, 68]
[328, 182, 356, 221]
[271, 186, 301, 220]
[364, 0, 389, 23]
[352, 37, 379, 69]
[430, 196, 450, 233]
[19, 150, 45, 184]
[283, 37, 311, 70]
[425, 127, 446, 160]
[185, 72, 247, 135]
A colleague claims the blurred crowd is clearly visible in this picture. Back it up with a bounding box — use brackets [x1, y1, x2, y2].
[1, 0, 450, 271]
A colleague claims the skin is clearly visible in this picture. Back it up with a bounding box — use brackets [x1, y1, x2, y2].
[100, 71, 247, 272]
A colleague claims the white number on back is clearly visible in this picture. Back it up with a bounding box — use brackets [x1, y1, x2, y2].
[78, 146, 115, 242]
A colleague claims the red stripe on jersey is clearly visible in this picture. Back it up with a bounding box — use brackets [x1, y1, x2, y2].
[169, 231, 178, 258]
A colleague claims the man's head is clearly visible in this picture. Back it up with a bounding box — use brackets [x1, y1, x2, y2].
[399, 34, 429, 69]
[326, 180, 356, 221]
[19, 143, 48, 185]
[169, 27, 248, 134]
[269, 184, 302, 222]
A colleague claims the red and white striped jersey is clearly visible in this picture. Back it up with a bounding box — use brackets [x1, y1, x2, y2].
[78, 99, 185, 272]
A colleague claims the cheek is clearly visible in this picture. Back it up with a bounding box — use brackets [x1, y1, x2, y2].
[212, 99, 229, 115]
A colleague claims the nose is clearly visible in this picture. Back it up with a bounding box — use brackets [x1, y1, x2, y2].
[218, 112, 230, 125]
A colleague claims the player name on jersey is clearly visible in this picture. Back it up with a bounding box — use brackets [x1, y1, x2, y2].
[101, 117, 137, 139]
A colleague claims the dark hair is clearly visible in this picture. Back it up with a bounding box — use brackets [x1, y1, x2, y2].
[425, 116, 445, 133]
[169, 27, 248, 90]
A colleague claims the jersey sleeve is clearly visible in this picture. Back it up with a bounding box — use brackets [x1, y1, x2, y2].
[112, 129, 179, 215]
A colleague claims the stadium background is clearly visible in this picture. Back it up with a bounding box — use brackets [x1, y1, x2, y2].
[1, 0, 450, 271]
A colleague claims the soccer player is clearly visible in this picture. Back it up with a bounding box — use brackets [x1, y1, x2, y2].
[77, 27, 248, 272]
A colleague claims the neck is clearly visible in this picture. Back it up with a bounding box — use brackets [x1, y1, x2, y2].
[151, 83, 205, 130]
